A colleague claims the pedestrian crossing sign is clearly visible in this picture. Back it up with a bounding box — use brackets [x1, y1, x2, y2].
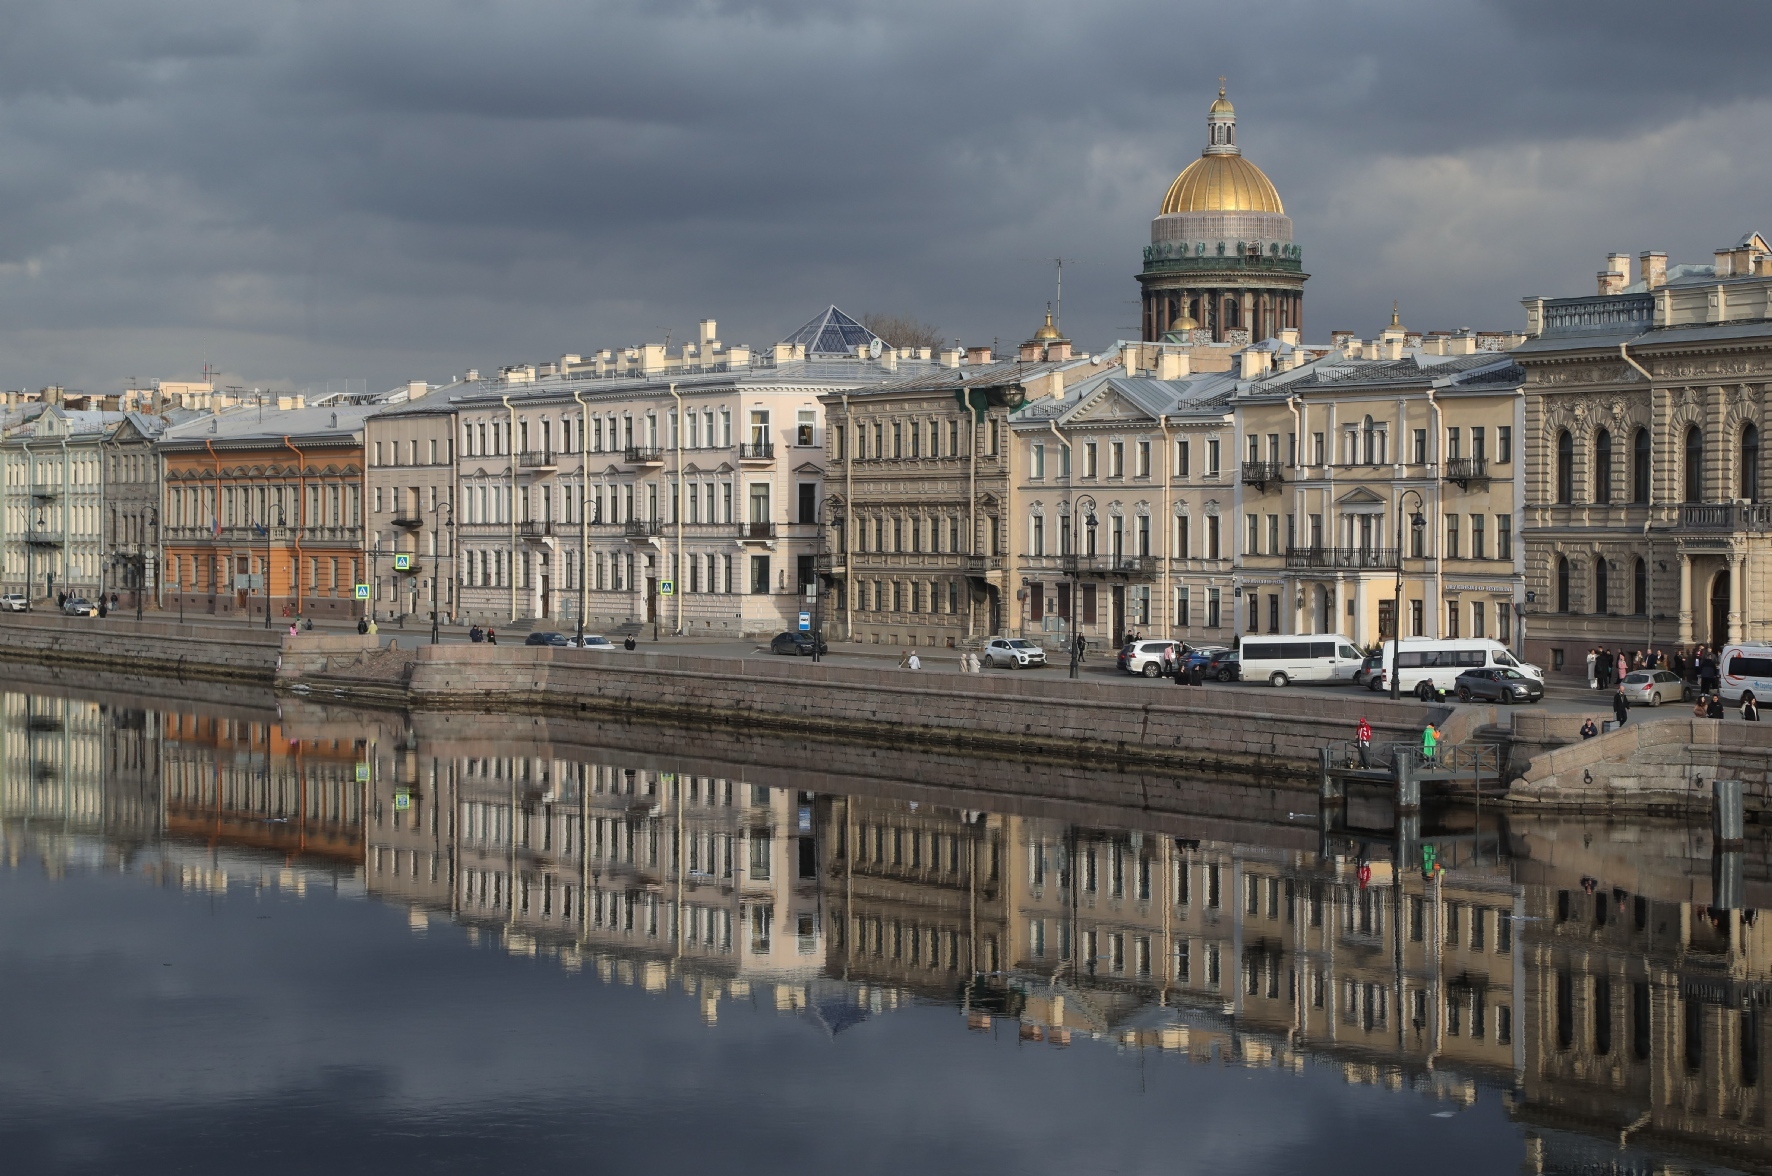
[393, 553, 412, 571]
[353, 583, 370, 600]
[660, 580, 675, 596]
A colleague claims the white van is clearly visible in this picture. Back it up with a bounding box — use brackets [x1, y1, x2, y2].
[1718, 643, 1772, 705]
[1239, 635, 1365, 687]
[1377, 638, 1542, 700]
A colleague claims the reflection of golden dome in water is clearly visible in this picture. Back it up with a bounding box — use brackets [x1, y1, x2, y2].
[1158, 87, 1285, 215]
[1033, 308, 1061, 341]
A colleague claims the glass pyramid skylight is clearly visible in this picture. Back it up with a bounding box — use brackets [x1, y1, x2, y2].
[780, 306, 883, 357]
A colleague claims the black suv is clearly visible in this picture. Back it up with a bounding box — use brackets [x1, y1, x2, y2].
[524, 631, 572, 647]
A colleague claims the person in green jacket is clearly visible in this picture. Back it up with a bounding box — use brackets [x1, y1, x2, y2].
[1421, 723, 1440, 765]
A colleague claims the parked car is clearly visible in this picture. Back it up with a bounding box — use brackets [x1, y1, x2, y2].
[1354, 652, 1385, 689]
[524, 631, 572, 647]
[0, 593, 28, 612]
[769, 631, 827, 656]
[983, 637, 1047, 669]
[1205, 649, 1241, 682]
[572, 634, 614, 649]
[1618, 668, 1685, 707]
[1454, 667, 1544, 704]
[1182, 645, 1227, 671]
[1118, 639, 1179, 677]
[61, 598, 97, 617]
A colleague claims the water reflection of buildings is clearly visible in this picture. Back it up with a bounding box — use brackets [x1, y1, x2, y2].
[7, 683, 1772, 1171]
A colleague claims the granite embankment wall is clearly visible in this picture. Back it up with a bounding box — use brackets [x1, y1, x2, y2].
[1508, 717, 1772, 814]
[397, 645, 1454, 780]
[0, 612, 284, 682]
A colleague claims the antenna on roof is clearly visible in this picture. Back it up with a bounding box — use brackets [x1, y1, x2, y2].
[1053, 258, 1076, 331]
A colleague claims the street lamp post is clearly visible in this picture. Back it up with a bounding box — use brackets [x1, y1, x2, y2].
[261, 505, 286, 629]
[1389, 489, 1426, 701]
[1067, 495, 1098, 680]
[432, 500, 453, 646]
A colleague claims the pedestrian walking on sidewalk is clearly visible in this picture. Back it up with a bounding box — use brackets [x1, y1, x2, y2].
[1580, 717, 1599, 739]
[1744, 695, 1760, 722]
[1585, 648, 1597, 689]
[1420, 722, 1440, 767]
[1612, 688, 1630, 727]
[906, 651, 921, 670]
[486, 627, 497, 645]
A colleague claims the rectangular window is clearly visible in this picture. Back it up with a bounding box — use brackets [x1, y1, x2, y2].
[1207, 587, 1221, 628]
[1136, 440, 1151, 478]
[1081, 584, 1097, 625]
[1175, 439, 1189, 477]
[1471, 513, 1485, 558]
[1497, 514, 1512, 560]
[1498, 602, 1513, 644]
[1413, 429, 1427, 464]
[1083, 442, 1098, 478]
[1031, 443, 1045, 479]
[1445, 514, 1459, 558]
[1207, 516, 1220, 560]
[1175, 586, 1189, 627]
[1206, 439, 1220, 477]
[1497, 425, 1512, 464]
[1110, 441, 1124, 478]
[1470, 426, 1485, 463]
[1472, 600, 1485, 639]
[1312, 432, 1325, 465]
[1410, 598, 1423, 636]
[1246, 513, 1259, 555]
[1266, 514, 1279, 555]
[1446, 602, 1460, 638]
[1446, 427, 1461, 461]
[1175, 514, 1189, 558]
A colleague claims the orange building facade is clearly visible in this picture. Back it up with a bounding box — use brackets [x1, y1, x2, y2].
[157, 405, 372, 621]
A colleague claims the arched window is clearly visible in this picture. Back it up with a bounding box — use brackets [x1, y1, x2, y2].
[1594, 558, 1609, 614]
[1223, 299, 1240, 330]
[1632, 428, 1651, 504]
[1594, 429, 1613, 504]
[1362, 415, 1376, 465]
[1556, 556, 1571, 613]
[1743, 424, 1760, 503]
[1633, 557, 1647, 615]
[1556, 430, 1574, 504]
[1684, 425, 1704, 503]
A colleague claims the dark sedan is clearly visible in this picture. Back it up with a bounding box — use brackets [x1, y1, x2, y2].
[524, 631, 573, 647]
[1205, 649, 1240, 682]
[769, 631, 828, 656]
[1454, 667, 1543, 703]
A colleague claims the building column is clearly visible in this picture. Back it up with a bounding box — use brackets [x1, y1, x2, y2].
[1352, 578, 1366, 645]
[1728, 552, 1743, 644]
[1677, 553, 1693, 645]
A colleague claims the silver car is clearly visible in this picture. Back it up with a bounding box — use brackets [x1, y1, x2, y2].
[983, 637, 1047, 668]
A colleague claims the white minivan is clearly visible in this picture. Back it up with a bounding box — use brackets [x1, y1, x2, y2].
[1239, 635, 1365, 687]
[1377, 638, 1542, 700]
[1719, 643, 1772, 706]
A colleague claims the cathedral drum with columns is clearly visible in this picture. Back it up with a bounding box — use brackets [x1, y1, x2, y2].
[1139, 87, 1306, 346]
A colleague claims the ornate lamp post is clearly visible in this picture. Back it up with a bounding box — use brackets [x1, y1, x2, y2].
[1389, 489, 1426, 700]
[261, 505, 286, 629]
[432, 499, 453, 645]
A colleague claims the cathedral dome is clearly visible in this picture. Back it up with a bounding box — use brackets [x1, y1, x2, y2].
[1160, 154, 1283, 215]
[1157, 86, 1284, 215]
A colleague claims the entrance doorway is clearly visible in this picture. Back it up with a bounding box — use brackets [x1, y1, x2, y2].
[1377, 598, 1396, 641]
[236, 556, 249, 611]
[540, 575, 551, 618]
[1709, 571, 1731, 646]
[646, 577, 657, 624]
[1111, 585, 1126, 641]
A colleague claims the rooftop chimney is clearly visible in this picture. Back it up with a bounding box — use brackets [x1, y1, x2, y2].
[965, 346, 993, 365]
[938, 348, 962, 369]
[1157, 350, 1190, 380]
[1638, 251, 1667, 290]
[700, 319, 717, 344]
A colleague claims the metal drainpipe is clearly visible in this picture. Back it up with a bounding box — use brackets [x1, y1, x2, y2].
[1621, 339, 1658, 649]
[60, 435, 71, 596]
[669, 382, 683, 636]
[502, 394, 516, 623]
[841, 394, 853, 642]
[204, 437, 221, 610]
[968, 394, 978, 639]
[1288, 395, 1303, 631]
[283, 436, 306, 619]
[1047, 419, 1071, 636]
[572, 389, 590, 633]
[1425, 388, 1443, 636]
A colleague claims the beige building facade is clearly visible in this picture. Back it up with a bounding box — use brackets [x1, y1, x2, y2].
[1514, 234, 1772, 677]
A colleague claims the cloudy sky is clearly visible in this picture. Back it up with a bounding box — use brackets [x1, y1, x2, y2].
[0, 0, 1767, 396]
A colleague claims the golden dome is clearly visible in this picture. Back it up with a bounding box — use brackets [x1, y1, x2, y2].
[1033, 308, 1061, 341]
[1209, 93, 1234, 115]
[1160, 153, 1284, 215]
[1168, 313, 1198, 332]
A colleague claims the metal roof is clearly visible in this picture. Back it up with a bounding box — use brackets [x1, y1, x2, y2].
[779, 305, 883, 357]
[158, 403, 378, 449]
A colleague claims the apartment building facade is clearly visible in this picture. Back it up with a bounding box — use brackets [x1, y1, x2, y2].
[0, 406, 126, 603]
[1513, 234, 1772, 675]
[158, 405, 373, 620]
[1233, 325, 1527, 650]
[364, 392, 461, 623]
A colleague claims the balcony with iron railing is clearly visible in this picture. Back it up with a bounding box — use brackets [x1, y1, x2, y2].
[738, 521, 776, 542]
[1443, 457, 1489, 489]
[738, 442, 774, 463]
[1058, 554, 1145, 576]
[392, 515, 424, 530]
[964, 554, 1005, 574]
[1241, 461, 1284, 490]
[813, 552, 846, 575]
[623, 519, 663, 538]
[25, 531, 61, 547]
[517, 450, 557, 471]
[518, 520, 553, 539]
[623, 446, 664, 465]
[1679, 502, 1772, 532]
[1284, 546, 1399, 570]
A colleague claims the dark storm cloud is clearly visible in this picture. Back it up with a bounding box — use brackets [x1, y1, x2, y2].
[0, 0, 1765, 392]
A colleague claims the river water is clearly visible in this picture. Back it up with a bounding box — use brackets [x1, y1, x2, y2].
[0, 674, 1763, 1175]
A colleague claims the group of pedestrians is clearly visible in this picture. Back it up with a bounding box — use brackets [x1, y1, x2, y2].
[1159, 641, 1206, 686]
[468, 624, 498, 644]
[1585, 645, 1725, 692]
